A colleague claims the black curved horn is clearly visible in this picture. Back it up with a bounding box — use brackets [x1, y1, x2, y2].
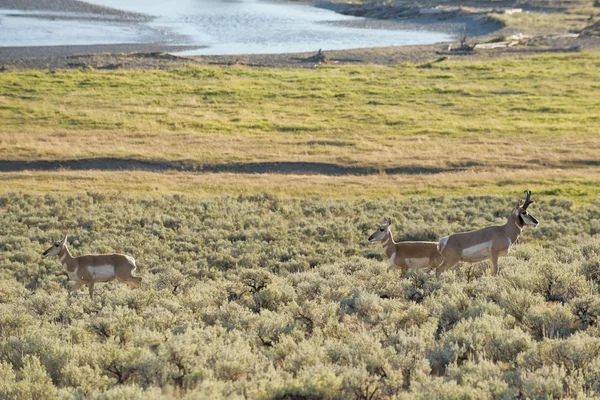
[523, 190, 534, 210]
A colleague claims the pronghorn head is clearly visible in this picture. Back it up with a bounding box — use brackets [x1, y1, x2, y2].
[368, 218, 391, 242]
[43, 234, 68, 257]
[512, 190, 539, 227]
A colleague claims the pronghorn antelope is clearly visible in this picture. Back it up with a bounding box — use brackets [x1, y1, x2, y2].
[368, 218, 443, 276]
[435, 190, 539, 277]
[43, 234, 142, 298]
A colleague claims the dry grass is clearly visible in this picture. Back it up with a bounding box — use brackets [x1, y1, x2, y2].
[1, 132, 599, 171]
[0, 52, 599, 199]
[0, 167, 598, 202]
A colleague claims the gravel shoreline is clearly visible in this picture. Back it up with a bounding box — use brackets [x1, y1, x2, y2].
[0, 44, 205, 66]
[0, 0, 494, 68]
[0, 0, 596, 70]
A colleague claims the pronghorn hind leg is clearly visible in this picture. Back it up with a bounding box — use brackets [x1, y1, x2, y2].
[490, 253, 500, 276]
[87, 281, 95, 299]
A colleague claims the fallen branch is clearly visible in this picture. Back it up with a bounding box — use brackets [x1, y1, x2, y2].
[475, 41, 519, 49]
[207, 60, 272, 67]
[435, 50, 475, 55]
[505, 45, 581, 53]
[291, 49, 328, 63]
[329, 58, 364, 63]
[437, 34, 476, 55]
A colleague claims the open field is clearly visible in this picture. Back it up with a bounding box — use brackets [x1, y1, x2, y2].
[1, 46, 600, 398]
[1, 168, 599, 202]
[1, 52, 600, 201]
[0, 193, 599, 399]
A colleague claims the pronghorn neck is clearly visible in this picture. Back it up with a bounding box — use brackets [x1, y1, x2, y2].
[59, 245, 76, 272]
[505, 214, 523, 244]
[381, 229, 396, 258]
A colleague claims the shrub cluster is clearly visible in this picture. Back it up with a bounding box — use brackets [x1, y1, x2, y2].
[0, 193, 599, 399]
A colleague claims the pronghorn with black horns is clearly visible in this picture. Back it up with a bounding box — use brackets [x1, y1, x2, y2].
[43, 234, 142, 298]
[368, 218, 443, 276]
[435, 190, 539, 277]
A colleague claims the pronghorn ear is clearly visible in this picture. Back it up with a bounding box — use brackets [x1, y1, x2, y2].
[387, 218, 392, 226]
[513, 200, 522, 214]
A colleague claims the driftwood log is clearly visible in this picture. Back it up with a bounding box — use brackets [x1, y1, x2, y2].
[291, 49, 329, 63]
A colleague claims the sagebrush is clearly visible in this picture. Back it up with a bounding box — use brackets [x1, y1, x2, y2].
[1, 193, 599, 399]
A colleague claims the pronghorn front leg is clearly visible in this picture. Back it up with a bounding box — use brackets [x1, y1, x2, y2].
[490, 253, 500, 276]
[69, 281, 86, 295]
[436, 261, 450, 278]
[435, 253, 461, 277]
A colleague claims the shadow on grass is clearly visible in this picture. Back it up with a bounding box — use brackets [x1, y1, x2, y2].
[0, 158, 467, 175]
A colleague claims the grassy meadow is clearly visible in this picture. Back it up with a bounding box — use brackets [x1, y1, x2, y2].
[1, 51, 600, 200]
[0, 51, 600, 398]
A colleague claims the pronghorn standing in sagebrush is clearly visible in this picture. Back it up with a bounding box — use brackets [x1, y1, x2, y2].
[368, 218, 443, 276]
[435, 190, 539, 277]
[43, 234, 142, 298]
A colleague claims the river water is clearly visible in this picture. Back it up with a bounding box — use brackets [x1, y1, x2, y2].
[0, 0, 452, 55]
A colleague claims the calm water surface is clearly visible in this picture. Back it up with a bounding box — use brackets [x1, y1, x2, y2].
[0, 0, 452, 54]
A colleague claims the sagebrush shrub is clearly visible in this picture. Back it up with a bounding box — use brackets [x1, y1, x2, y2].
[0, 194, 598, 398]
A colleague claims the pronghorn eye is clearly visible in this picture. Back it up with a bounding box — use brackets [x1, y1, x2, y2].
[55, 244, 59, 247]
[379, 228, 384, 232]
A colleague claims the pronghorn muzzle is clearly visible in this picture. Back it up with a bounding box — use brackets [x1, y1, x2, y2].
[529, 214, 539, 226]
[520, 212, 539, 227]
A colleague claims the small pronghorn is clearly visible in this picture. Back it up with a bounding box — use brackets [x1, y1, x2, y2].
[436, 190, 539, 277]
[368, 218, 443, 276]
[43, 234, 142, 298]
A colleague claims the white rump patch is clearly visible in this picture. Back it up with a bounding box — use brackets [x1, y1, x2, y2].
[125, 256, 136, 266]
[89, 265, 116, 282]
[461, 241, 493, 261]
[405, 257, 431, 269]
[438, 236, 449, 253]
